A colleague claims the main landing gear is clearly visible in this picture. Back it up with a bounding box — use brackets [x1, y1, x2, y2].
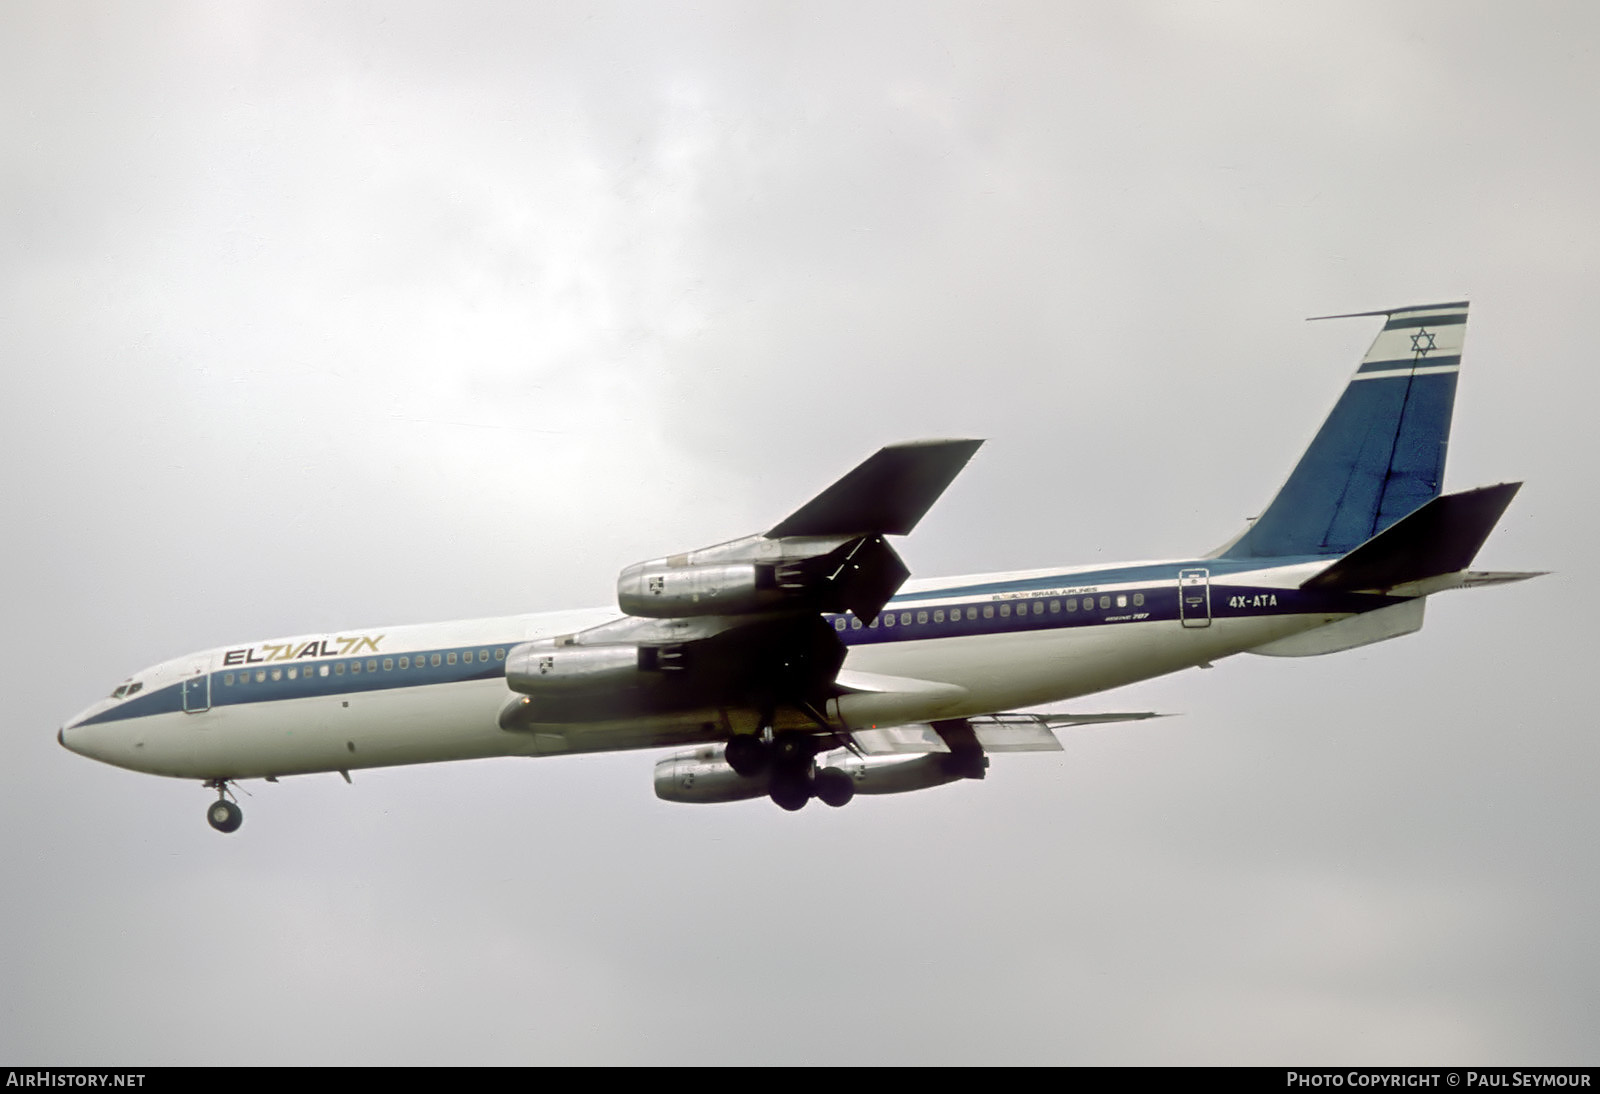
[728, 730, 856, 812]
[203, 779, 243, 833]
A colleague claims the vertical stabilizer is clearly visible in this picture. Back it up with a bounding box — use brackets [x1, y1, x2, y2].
[1224, 301, 1467, 559]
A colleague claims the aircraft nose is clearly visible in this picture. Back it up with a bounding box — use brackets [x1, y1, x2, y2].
[58, 717, 95, 759]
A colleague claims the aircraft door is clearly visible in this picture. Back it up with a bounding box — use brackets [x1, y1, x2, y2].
[1178, 569, 1211, 628]
[182, 673, 211, 713]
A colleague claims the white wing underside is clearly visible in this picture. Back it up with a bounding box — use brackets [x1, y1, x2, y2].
[849, 711, 1163, 755]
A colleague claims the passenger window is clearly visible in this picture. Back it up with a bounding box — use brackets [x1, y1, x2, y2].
[1050, 600, 1060, 613]
[934, 609, 944, 623]
[431, 654, 442, 667]
[287, 667, 298, 680]
[271, 668, 282, 682]
[1099, 595, 1110, 609]
[319, 665, 329, 677]
[1082, 597, 1094, 610]
[851, 618, 862, 630]
[335, 663, 345, 676]
[1066, 598, 1077, 612]
[885, 614, 896, 627]
[351, 661, 362, 674]
[366, 659, 377, 672]
[1033, 601, 1043, 614]
[917, 611, 928, 624]
[399, 656, 409, 669]
[383, 658, 393, 671]
[255, 670, 267, 683]
[224, 674, 234, 686]
[983, 605, 994, 618]
[479, 650, 489, 663]
[900, 613, 910, 625]
[1133, 593, 1145, 607]
[495, 648, 505, 660]
[834, 618, 846, 631]
[447, 652, 457, 665]
[1116, 595, 1127, 608]
[1000, 604, 1011, 617]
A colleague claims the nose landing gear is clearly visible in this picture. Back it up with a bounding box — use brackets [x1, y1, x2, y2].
[203, 779, 243, 833]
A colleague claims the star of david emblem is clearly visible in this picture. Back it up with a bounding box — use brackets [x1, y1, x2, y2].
[1410, 328, 1436, 356]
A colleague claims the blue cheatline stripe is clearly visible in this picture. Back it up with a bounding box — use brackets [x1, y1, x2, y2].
[910, 557, 1328, 600]
[78, 641, 519, 727]
[1383, 313, 1467, 330]
[81, 680, 186, 724]
[834, 582, 1399, 646]
[78, 578, 1411, 728]
[1357, 354, 1461, 373]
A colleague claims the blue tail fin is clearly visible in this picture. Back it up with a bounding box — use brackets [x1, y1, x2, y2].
[1224, 301, 1468, 559]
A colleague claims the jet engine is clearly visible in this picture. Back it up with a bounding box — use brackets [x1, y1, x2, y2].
[504, 642, 644, 695]
[502, 640, 687, 724]
[653, 744, 973, 805]
[617, 561, 781, 618]
[617, 533, 909, 624]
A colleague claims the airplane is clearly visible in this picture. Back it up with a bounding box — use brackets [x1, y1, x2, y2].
[59, 301, 1541, 832]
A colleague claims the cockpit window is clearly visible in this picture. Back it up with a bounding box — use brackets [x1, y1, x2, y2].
[108, 681, 144, 700]
[111, 684, 128, 699]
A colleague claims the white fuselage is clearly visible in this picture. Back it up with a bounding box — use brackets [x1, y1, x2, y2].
[60, 557, 1348, 782]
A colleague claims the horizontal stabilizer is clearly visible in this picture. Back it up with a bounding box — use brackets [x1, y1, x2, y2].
[850, 711, 1162, 755]
[768, 439, 983, 538]
[1303, 482, 1522, 592]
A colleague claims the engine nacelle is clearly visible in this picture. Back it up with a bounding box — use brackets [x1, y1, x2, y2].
[653, 745, 973, 804]
[825, 752, 968, 795]
[504, 642, 644, 695]
[654, 744, 770, 804]
[617, 561, 786, 618]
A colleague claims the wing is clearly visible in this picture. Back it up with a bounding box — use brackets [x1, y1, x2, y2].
[501, 440, 982, 731]
[618, 438, 982, 624]
[767, 438, 984, 537]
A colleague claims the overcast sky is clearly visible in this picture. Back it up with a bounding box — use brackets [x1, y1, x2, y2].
[2, 1, 1595, 1065]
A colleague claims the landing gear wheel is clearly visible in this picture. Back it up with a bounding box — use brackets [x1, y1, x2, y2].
[768, 771, 813, 812]
[206, 798, 242, 833]
[813, 767, 855, 808]
[724, 735, 770, 778]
